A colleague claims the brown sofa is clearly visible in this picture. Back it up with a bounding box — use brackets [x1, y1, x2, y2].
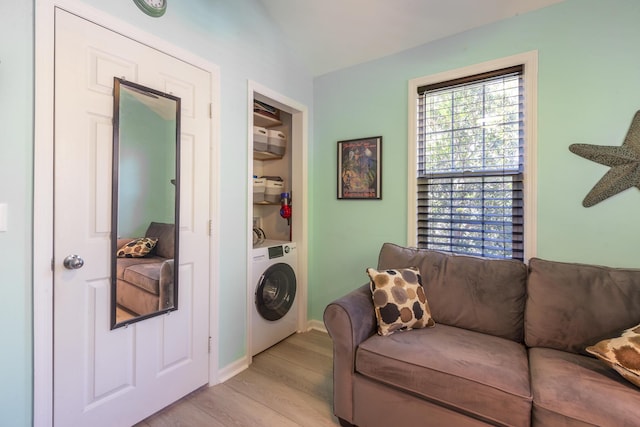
[324, 243, 640, 427]
[116, 222, 175, 316]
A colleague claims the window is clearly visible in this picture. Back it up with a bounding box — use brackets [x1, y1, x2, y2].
[409, 54, 537, 261]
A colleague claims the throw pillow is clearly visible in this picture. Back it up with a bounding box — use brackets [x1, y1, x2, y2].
[366, 267, 435, 336]
[117, 237, 158, 258]
[586, 323, 640, 388]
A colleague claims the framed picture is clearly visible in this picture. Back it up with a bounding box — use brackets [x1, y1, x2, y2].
[337, 136, 382, 199]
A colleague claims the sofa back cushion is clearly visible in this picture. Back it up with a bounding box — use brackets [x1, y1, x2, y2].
[377, 243, 527, 342]
[145, 222, 175, 259]
[525, 258, 640, 354]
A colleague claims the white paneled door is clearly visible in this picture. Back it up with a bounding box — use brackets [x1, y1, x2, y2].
[54, 9, 211, 426]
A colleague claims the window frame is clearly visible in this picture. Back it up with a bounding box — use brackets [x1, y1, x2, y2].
[407, 51, 538, 260]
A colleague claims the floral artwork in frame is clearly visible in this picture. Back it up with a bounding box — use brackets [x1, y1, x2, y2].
[337, 136, 382, 200]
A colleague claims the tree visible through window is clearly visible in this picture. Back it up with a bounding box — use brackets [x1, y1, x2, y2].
[416, 66, 524, 260]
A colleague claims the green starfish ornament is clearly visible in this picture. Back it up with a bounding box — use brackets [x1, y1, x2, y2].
[569, 110, 640, 207]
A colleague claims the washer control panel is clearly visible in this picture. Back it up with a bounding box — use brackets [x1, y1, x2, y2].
[268, 245, 284, 259]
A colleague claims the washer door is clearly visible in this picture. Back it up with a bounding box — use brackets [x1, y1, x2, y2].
[255, 262, 297, 321]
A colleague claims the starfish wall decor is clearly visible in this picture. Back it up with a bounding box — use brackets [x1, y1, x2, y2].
[569, 110, 640, 207]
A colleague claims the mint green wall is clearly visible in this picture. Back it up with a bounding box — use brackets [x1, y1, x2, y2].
[118, 92, 176, 237]
[310, 0, 640, 321]
[0, 1, 34, 425]
[2, 1, 312, 425]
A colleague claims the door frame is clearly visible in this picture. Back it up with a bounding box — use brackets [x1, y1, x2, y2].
[246, 81, 309, 366]
[33, 1, 221, 425]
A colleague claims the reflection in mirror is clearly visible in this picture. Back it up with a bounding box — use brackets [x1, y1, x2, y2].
[111, 78, 181, 329]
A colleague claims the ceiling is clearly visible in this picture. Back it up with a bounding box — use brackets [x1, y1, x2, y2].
[257, 0, 564, 76]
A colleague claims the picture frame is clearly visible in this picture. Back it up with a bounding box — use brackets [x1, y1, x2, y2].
[337, 136, 382, 200]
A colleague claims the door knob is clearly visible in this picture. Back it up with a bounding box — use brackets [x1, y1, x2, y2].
[63, 254, 85, 270]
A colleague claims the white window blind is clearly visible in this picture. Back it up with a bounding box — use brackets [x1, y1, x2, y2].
[416, 66, 524, 260]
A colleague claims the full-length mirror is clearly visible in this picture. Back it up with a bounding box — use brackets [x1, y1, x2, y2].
[111, 78, 181, 329]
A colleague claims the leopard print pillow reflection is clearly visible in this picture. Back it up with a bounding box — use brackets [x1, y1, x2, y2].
[367, 267, 435, 336]
[117, 237, 158, 258]
[586, 323, 640, 388]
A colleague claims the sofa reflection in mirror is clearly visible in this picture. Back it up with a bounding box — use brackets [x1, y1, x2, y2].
[115, 222, 175, 319]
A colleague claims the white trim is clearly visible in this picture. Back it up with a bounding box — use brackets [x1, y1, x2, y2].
[216, 358, 249, 384]
[207, 49, 222, 389]
[306, 320, 327, 333]
[246, 81, 310, 364]
[407, 51, 538, 260]
[34, 1, 221, 425]
[33, 2, 55, 426]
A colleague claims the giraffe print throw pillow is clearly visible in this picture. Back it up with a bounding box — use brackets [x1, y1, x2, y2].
[586, 323, 640, 388]
[117, 237, 158, 258]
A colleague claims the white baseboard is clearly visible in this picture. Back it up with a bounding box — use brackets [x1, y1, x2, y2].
[306, 319, 327, 333]
[216, 356, 249, 383]
[215, 321, 327, 385]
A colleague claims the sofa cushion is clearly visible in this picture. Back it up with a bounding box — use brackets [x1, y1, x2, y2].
[525, 258, 640, 354]
[530, 347, 640, 426]
[116, 256, 165, 280]
[123, 262, 162, 294]
[586, 323, 640, 388]
[145, 222, 175, 259]
[366, 267, 435, 336]
[356, 324, 531, 427]
[377, 243, 527, 341]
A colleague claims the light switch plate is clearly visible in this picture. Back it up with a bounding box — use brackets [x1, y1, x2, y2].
[0, 203, 7, 232]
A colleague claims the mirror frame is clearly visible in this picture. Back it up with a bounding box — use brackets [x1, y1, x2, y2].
[110, 77, 181, 329]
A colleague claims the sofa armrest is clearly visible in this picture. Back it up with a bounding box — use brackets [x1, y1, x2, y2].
[159, 259, 174, 310]
[323, 284, 376, 424]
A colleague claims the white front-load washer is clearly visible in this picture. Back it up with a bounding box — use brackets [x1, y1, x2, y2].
[251, 240, 299, 356]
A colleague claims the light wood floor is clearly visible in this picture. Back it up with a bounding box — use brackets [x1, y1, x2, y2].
[136, 329, 340, 427]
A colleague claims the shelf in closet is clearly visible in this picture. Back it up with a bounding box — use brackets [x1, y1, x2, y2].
[253, 150, 283, 161]
[253, 112, 282, 128]
[253, 200, 280, 206]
